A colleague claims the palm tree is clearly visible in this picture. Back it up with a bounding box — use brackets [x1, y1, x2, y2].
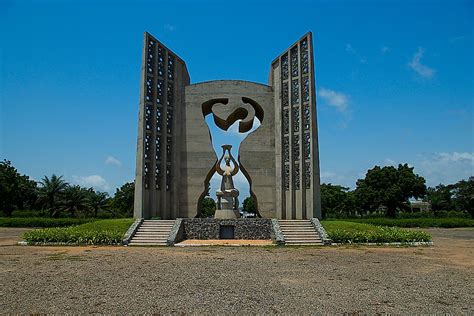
[37, 174, 68, 217]
[88, 190, 109, 217]
[62, 185, 90, 218]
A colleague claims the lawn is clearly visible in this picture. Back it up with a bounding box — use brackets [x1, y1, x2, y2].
[23, 218, 134, 245]
[321, 220, 432, 244]
[0, 217, 96, 228]
[343, 217, 474, 228]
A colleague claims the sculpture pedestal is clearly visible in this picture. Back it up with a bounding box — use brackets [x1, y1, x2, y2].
[214, 209, 240, 219]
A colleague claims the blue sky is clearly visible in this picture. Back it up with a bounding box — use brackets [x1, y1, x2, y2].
[1, 0, 473, 199]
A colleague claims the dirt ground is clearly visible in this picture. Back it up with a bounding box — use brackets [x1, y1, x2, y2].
[0, 228, 472, 314]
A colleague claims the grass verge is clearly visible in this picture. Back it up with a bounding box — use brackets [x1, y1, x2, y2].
[321, 220, 432, 244]
[0, 217, 96, 228]
[344, 217, 474, 228]
[23, 218, 134, 245]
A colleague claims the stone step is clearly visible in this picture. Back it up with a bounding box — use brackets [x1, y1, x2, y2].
[131, 238, 168, 242]
[134, 233, 170, 237]
[284, 235, 320, 238]
[142, 221, 175, 223]
[137, 227, 172, 230]
[279, 225, 313, 227]
[279, 227, 315, 230]
[140, 224, 174, 227]
[128, 242, 167, 246]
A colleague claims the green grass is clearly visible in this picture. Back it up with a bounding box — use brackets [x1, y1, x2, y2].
[23, 218, 134, 245]
[0, 217, 96, 228]
[343, 217, 474, 228]
[321, 220, 432, 244]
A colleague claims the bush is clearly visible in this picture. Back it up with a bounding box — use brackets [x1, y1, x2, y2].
[23, 218, 134, 245]
[346, 217, 474, 228]
[0, 217, 96, 227]
[321, 221, 432, 244]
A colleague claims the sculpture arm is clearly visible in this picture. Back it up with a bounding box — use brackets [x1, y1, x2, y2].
[230, 156, 239, 176]
[215, 156, 224, 175]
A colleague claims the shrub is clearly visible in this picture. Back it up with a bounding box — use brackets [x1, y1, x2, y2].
[23, 218, 134, 245]
[322, 220, 432, 244]
[0, 217, 96, 227]
[346, 217, 474, 228]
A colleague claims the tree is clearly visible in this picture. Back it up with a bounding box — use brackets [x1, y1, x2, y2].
[0, 160, 38, 216]
[451, 177, 474, 217]
[425, 184, 454, 211]
[61, 185, 90, 217]
[200, 196, 216, 218]
[110, 182, 134, 217]
[242, 196, 256, 214]
[320, 183, 350, 218]
[87, 190, 109, 217]
[37, 174, 68, 217]
[355, 164, 426, 217]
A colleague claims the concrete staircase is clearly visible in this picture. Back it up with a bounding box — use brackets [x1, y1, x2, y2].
[278, 220, 323, 245]
[128, 220, 175, 246]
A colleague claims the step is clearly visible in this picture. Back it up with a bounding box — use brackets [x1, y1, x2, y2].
[128, 242, 167, 246]
[134, 234, 170, 237]
[137, 227, 172, 231]
[140, 224, 174, 227]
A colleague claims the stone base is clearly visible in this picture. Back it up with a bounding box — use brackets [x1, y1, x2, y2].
[214, 209, 240, 219]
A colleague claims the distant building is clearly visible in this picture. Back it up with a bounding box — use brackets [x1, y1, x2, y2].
[409, 200, 431, 212]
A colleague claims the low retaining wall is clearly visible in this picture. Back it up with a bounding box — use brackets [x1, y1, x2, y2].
[182, 218, 273, 240]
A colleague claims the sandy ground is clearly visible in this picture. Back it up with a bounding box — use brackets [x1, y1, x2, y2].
[0, 227, 473, 314]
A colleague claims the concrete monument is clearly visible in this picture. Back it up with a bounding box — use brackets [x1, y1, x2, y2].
[215, 145, 240, 219]
[134, 32, 321, 220]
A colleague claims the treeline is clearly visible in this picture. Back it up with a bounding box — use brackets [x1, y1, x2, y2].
[0, 160, 134, 218]
[322, 164, 473, 219]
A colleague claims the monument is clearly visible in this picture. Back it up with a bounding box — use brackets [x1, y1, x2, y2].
[215, 145, 240, 219]
[134, 31, 322, 220]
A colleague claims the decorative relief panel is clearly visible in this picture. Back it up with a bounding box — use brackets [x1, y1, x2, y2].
[294, 163, 300, 190]
[303, 105, 310, 131]
[166, 165, 171, 191]
[144, 133, 151, 160]
[283, 109, 289, 135]
[304, 161, 311, 189]
[158, 46, 165, 77]
[145, 76, 153, 101]
[166, 109, 173, 134]
[156, 107, 162, 133]
[283, 136, 289, 163]
[167, 82, 174, 107]
[290, 46, 299, 78]
[284, 164, 290, 191]
[146, 40, 155, 74]
[155, 136, 161, 161]
[291, 79, 299, 105]
[166, 137, 172, 162]
[293, 136, 300, 160]
[282, 82, 289, 107]
[300, 38, 309, 75]
[302, 76, 310, 103]
[292, 107, 300, 133]
[144, 162, 150, 189]
[304, 132, 311, 160]
[155, 163, 161, 190]
[281, 53, 289, 80]
[167, 54, 175, 80]
[157, 79, 164, 105]
[145, 104, 152, 131]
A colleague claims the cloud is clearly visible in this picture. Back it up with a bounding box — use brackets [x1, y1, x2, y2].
[345, 43, 367, 63]
[345, 44, 355, 53]
[381, 46, 391, 53]
[408, 47, 435, 79]
[450, 35, 466, 42]
[417, 152, 473, 186]
[164, 24, 175, 31]
[72, 175, 110, 191]
[384, 158, 397, 166]
[318, 87, 349, 113]
[105, 156, 122, 166]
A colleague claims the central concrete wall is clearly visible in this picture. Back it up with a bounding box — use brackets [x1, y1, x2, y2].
[181, 80, 275, 218]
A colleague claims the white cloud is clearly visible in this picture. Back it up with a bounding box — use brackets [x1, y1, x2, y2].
[408, 47, 435, 79]
[164, 24, 175, 31]
[346, 43, 367, 63]
[381, 46, 390, 53]
[450, 35, 466, 42]
[318, 87, 349, 113]
[345, 43, 354, 53]
[417, 152, 474, 186]
[105, 155, 122, 166]
[384, 158, 397, 166]
[72, 175, 110, 191]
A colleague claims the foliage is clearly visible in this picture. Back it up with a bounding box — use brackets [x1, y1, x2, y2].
[320, 184, 360, 218]
[425, 184, 453, 211]
[88, 190, 109, 217]
[23, 218, 134, 245]
[344, 217, 474, 228]
[0, 160, 38, 216]
[355, 164, 426, 217]
[451, 177, 474, 218]
[0, 217, 96, 227]
[37, 174, 68, 217]
[200, 196, 216, 218]
[61, 185, 91, 217]
[109, 182, 134, 217]
[321, 220, 432, 243]
[242, 196, 256, 214]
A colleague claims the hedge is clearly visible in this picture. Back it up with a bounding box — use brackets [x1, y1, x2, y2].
[0, 217, 96, 228]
